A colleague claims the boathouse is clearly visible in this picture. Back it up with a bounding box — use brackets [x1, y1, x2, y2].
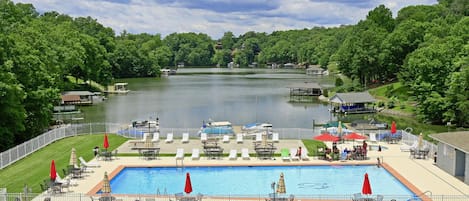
[61, 91, 95, 105]
[430, 131, 469, 185]
[306, 65, 326, 75]
[329, 91, 376, 114]
[287, 82, 322, 102]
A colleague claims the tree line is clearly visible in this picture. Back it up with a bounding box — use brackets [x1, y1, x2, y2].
[0, 0, 467, 151]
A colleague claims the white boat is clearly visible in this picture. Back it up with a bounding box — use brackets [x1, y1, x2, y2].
[198, 120, 234, 135]
[107, 83, 130, 94]
[242, 122, 273, 131]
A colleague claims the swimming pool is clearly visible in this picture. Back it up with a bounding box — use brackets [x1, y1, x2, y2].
[108, 165, 414, 197]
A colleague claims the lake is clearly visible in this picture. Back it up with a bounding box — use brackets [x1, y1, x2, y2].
[79, 68, 338, 129]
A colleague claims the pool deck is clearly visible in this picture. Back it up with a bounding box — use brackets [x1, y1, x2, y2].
[43, 138, 469, 201]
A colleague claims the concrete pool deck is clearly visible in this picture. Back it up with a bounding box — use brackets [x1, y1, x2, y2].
[46, 138, 469, 200]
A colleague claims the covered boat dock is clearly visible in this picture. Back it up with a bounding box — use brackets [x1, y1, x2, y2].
[287, 82, 322, 102]
[329, 91, 376, 114]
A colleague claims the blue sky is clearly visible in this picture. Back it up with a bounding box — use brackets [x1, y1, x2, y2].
[13, 0, 437, 39]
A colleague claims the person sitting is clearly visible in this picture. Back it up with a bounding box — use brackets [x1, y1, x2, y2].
[295, 147, 302, 160]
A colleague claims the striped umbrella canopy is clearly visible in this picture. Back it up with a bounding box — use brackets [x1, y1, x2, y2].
[101, 171, 111, 194]
[276, 172, 286, 194]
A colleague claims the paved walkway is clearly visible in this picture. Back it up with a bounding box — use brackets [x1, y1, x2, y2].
[35, 137, 469, 201]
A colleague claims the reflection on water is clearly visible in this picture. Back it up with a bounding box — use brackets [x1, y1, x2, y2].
[79, 69, 337, 128]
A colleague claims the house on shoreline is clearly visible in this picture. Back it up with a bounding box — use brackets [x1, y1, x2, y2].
[329, 92, 376, 114]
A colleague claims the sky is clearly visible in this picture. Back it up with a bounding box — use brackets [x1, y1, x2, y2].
[13, 0, 437, 39]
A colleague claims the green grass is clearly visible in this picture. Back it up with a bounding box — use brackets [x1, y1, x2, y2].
[302, 139, 326, 156]
[66, 75, 106, 92]
[0, 134, 128, 193]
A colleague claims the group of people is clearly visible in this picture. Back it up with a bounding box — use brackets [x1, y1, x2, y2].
[321, 141, 369, 161]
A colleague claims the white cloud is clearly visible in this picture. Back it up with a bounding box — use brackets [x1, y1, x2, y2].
[13, 0, 437, 39]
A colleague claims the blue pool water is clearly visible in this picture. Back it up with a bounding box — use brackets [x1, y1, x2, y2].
[109, 166, 414, 196]
[200, 126, 234, 134]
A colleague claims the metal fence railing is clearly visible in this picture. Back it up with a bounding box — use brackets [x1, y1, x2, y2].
[0, 122, 436, 170]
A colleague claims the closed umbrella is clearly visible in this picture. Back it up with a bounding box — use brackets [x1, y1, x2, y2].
[50, 160, 57, 182]
[362, 173, 372, 195]
[101, 171, 111, 194]
[418, 133, 423, 150]
[103, 134, 109, 150]
[69, 148, 77, 166]
[184, 172, 193, 195]
[390, 121, 396, 134]
[276, 172, 286, 194]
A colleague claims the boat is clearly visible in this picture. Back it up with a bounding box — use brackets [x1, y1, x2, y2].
[242, 122, 273, 131]
[198, 120, 234, 135]
[161, 68, 177, 76]
[126, 120, 159, 133]
[107, 83, 130, 94]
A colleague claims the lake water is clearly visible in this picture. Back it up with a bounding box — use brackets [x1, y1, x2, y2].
[79, 68, 338, 128]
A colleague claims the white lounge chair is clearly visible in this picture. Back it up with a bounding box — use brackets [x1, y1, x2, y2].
[400, 141, 418, 152]
[290, 148, 300, 161]
[301, 148, 310, 160]
[272, 132, 279, 142]
[200, 133, 207, 142]
[369, 133, 377, 144]
[165, 133, 174, 143]
[255, 133, 262, 142]
[55, 173, 72, 192]
[79, 156, 100, 168]
[181, 133, 190, 143]
[222, 135, 230, 143]
[129, 133, 148, 143]
[175, 148, 184, 160]
[236, 133, 243, 144]
[228, 149, 237, 160]
[241, 148, 250, 160]
[191, 148, 200, 160]
[151, 132, 160, 143]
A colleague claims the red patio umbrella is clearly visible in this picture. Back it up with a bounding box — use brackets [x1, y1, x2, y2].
[362, 173, 372, 195]
[390, 121, 396, 134]
[103, 134, 109, 150]
[313, 133, 339, 142]
[184, 172, 193, 194]
[50, 160, 57, 181]
[343, 132, 367, 140]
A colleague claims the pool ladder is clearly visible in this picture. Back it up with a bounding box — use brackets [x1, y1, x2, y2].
[176, 157, 184, 168]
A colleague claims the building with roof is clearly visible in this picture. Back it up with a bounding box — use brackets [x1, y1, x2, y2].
[430, 131, 469, 185]
[306, 65, 327, 75]
[329, 91, 376, 114]
[61, 91, 103, 105]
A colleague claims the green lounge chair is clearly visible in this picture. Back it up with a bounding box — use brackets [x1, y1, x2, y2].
[281, 148, 291, 161]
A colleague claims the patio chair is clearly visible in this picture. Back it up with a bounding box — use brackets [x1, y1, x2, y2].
[272, 132, 279, 142]
[151, 132, 159, 143]
[255, 133, 262, 142]
[129, 133, 149, 144]
[222, 135, 230, 143]
[376, 194, 384, 201]
[281, 148, 291, 161]
[165, 133, 174, 143]
[400, 141, 418, 152]
[200, 133, 207, 142]
[290, 148, 300, 161]
[228, 149, 237, 160]
[175, 148, 184, 160]
[369, 133, 377, 143]
[196, 193, 203, 201]
[55, 173, 72, 192]
[191, 148, 200, 160]
[236, 133, 243, 144]
[79, 156, 100, 168]
[352, 193, 363, 201]
[181, 133, 190, 143]
[241, 148, 250, 160]
[300, 149, 310, 160]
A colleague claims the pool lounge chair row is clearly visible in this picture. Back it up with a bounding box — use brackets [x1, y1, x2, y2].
[174, 148, 252, 160]
[200, 133, 280, 144]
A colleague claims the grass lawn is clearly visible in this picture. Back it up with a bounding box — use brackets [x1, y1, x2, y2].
[302, 139, 326, 156]
[0, 134, 128, 193]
